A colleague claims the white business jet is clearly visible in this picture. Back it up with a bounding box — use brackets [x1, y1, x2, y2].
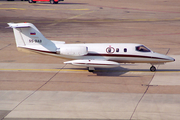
[7, 23, 175, 72]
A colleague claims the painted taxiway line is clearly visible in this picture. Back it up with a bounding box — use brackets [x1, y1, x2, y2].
[0, 68, 179, 73]
[0, 68, 86, 72]
[0, 8, 26, 10]
[68, 11, 95, 19]
[2, 18, 180, 23]
[0, 8, 89, 11]
[33, 8, 90, 11]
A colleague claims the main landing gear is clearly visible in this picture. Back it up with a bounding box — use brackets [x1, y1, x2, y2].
[88, 67, 95, 72]
[150, 65, 156, 72]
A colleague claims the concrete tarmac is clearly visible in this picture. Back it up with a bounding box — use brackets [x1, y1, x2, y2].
[0, 0, 180, 120]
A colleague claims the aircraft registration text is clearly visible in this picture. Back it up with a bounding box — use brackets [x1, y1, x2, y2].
[29, 39, 42, 43]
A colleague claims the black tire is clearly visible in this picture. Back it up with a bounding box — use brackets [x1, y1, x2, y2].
[150, 66, 156, 72]
[28, 0, 36, 3]
[50, 0, 58, 4]
[32, 0, 36, 3]
[50, 0, 54, 4]
[28, 0, 32, 3]
[88, 70, 94, 72]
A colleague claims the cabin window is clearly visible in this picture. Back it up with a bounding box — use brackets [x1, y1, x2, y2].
[116, 48, 119, 52]
[136, 45, 151, 52]
[124, 48, 127, 52]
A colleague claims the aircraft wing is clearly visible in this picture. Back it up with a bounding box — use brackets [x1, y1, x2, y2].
[64, 59, 120, 68]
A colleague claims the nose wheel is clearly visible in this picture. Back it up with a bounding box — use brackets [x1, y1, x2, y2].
[150, 65, 156, 72]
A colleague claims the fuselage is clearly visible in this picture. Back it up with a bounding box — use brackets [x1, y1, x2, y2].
[22, 43, 175, 64]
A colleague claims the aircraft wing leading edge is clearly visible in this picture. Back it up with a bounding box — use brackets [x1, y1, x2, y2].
[64, 59, 120, 68]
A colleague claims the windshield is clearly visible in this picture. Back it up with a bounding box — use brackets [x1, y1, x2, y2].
[136, 45, 151, 52]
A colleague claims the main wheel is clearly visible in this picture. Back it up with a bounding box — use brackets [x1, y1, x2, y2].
[50, 0, 58, 4]
[28, 0, 36, 3]
[150, 66, 156, 72]
[28, 0, 32, 3]
[88, 70, 94, 72]
[50, 0, 54, 4]
[88, 67, 95, 72]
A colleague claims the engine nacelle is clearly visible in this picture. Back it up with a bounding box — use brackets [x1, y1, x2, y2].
[56, 46, 88, 56]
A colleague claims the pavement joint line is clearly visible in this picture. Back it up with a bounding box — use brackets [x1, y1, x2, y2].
[5, 64, 67, 119]
[130, 64, 160, 120]
[0, 44, 11, 50]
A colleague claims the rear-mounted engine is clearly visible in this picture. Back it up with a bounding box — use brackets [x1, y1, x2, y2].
[56, 46, 88, 56]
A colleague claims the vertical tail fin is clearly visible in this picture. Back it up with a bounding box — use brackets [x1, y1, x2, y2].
[7, 23, 51, 47]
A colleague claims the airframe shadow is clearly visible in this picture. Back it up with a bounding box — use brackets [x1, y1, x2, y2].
[92, 68, 180, 76]
[61, 66, 130, 76]
[92, 67, 130, 76]
[59, 67, 180, 76]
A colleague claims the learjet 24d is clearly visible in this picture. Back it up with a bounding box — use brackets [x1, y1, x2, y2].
[7, 23, 175, 72]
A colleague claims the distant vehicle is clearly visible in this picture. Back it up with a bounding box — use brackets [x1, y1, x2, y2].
[28, 0, 64, 4]
[7, 0, 29, 1]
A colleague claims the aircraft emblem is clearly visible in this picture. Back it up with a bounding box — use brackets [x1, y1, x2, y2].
[106, 46, 115, 53]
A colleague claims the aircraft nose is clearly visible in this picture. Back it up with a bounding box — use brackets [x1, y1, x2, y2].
[152, 53, 175, 63]
[170, 57, 175, 62]
[165, 55, 175, 62]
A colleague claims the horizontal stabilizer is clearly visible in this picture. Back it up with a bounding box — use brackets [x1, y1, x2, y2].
[64, 59, 120, 68]
[7, 23, 31, 28]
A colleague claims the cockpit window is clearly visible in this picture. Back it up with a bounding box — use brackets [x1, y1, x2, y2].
[136, 45, 151, 52]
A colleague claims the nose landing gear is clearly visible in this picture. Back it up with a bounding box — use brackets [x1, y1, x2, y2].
[150, 65, 156, 72]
